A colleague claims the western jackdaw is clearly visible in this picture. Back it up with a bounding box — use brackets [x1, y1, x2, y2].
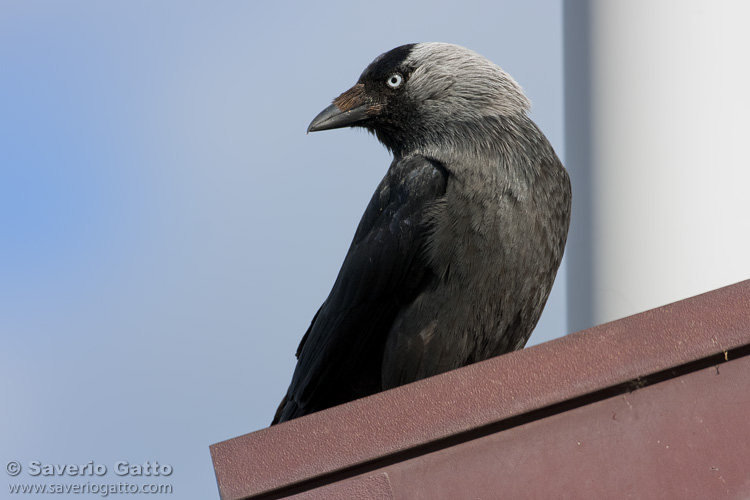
[272, 43, 571, 424]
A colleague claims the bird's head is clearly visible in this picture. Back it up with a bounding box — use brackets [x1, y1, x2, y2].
[307, 43, 531, 157]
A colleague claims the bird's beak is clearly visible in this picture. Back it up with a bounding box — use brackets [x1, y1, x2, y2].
[307, 83, 371, 133]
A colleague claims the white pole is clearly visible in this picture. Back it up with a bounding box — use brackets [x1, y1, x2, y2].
[564, 0, 750, 333]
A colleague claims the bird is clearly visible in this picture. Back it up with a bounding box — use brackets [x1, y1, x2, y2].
[272, 43, 571, 425]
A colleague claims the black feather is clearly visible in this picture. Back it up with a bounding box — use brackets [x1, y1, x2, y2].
[273, 157, 448, 423]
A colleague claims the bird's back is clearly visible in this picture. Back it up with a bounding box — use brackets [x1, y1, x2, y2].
[381, 114, 571, 388]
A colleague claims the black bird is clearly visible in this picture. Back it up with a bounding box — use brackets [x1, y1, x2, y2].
[272, 43, 571, 424]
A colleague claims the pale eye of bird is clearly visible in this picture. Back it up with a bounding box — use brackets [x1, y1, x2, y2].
[386, 73, 403, 89]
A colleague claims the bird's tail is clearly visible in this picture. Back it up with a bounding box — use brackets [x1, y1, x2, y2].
[270, 395, 288, 425]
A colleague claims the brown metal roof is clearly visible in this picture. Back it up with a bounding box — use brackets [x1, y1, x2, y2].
[211, 279, 750, 500]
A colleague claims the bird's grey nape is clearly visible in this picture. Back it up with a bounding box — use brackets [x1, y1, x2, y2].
[405, 43, 531, 117]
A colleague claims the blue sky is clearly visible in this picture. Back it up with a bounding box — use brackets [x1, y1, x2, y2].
[1, 2, 565, 498]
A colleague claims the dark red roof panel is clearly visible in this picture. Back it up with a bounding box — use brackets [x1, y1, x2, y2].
[211, 279, 750, 500]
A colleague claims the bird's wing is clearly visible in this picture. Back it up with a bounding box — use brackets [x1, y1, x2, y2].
[273, 155, 448, 423]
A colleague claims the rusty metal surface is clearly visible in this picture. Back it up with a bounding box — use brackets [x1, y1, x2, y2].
[211, 279, 750, 500]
